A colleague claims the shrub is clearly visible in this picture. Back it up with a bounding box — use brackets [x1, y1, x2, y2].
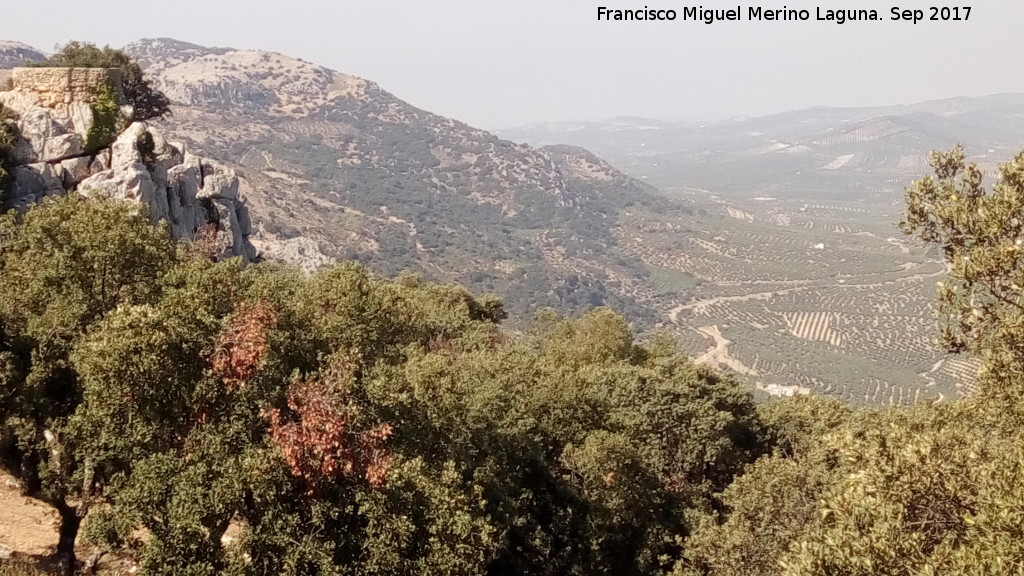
[0, 102, 18, 201]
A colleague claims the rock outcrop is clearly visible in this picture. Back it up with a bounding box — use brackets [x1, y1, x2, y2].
[0, 67, 256, 262]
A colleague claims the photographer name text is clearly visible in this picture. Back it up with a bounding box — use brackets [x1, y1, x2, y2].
[596, 6, 972, 24]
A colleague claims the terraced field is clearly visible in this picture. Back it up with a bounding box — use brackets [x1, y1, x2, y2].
[501, 99, 1024, 406]
[619, 191, 975, 405]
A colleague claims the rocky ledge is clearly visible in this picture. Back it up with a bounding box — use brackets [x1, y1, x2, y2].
[1, 67, 257, 262]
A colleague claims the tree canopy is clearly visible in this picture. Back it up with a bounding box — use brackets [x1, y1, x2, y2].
[0, 195, 767, 575]
[4, 147, 1024, 575]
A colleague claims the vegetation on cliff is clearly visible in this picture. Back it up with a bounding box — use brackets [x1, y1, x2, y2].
[0, 102, 15, 196]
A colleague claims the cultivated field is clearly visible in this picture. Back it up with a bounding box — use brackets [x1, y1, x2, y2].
[619, 190, 974, 405]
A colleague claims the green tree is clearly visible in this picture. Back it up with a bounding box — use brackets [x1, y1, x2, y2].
[681, 147, 1024, 576]
[1, 193, 772, 575]
[900, 146, 1024, 400]
[43, 41, 171, 122]
[0, 195, 177, 575]
[777, 401, 1024, 576]
[675, 396, 852, 576]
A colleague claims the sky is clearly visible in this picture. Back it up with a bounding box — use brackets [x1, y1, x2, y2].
[4, 1, 1024, 129]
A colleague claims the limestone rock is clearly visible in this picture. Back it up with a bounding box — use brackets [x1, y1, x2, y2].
[1, 69, 257, 263]
[165, 153, 203, 237]
[16, 107, 67, 140]
[237, 201, 252, 236]
[6, 107, 86, 163]
[41, 133, 84, 162]
[236, 203, 259, 262]
[213, 198, 244, 258]
[9, 163, 64, 203]
[197, 172, 239, 201]
[89, 148, 112, 173]
[250, 236, 333, 273]
[79, 163, 156, 206]
[110, 122, 148, 168]
[59, 156, 92, 187]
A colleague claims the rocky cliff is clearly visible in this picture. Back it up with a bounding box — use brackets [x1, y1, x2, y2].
[0, 66, 256, 261]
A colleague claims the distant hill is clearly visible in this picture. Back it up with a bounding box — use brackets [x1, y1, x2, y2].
[123, 38, 687, 325]
[0, 40, 46, 69]
[498, 94, 1024, 200]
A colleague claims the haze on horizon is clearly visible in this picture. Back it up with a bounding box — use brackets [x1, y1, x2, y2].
[4, 0, 1024, 129]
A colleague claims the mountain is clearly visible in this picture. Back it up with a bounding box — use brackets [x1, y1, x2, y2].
[122, 38, 687, 324]
[2, 37, 991, 404]
[498, 95, 1024, 200]
[0, 40, 46, 69]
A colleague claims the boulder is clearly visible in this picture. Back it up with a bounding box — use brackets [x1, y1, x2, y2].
[151, 130, 184, 167]
[166, 154, 204, 237]
[110, 122, 149, 168]
[16, 107, 67, 139]
[197, 173, 239, 201]
[40, 133, 84, 162]
[59, 156, 93, 188]
[9, 107, 65, 163]
[249, 236, 333, 273]
[89, 148, 112, 173]
[211, 199, 242, 258]
[79, 163, 156, 207]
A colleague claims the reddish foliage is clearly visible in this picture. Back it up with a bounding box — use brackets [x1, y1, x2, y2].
[265, 360, 393, 493]
[210, 301, 280, 391]
[427, 335, 456, 355]
[191, 222, 222, 260]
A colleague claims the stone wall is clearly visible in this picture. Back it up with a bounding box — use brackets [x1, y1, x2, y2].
[0, 68, 128, 150]
[10, 67, 125, 108]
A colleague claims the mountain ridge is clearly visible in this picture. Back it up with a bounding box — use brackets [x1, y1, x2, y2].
[3, 37, 996, 402]
[499, 93, 1024, 134]
[114, 37, 682, 325]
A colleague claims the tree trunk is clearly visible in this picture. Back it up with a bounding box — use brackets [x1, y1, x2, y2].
[55, 503, 81, 576]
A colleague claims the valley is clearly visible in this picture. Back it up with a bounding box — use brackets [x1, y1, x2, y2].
[1, 24, 1023, 574]
[619, 190, 971, 404]
[500, 103, 1024, 403]
[4, 38, 1012, 406]
[120, 42, 1021, 404]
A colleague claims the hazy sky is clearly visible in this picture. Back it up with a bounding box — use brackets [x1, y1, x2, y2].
[4, 1, 1024, 128]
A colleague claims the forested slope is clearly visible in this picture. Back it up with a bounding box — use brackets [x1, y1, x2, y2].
[2, 146, 1024, 575]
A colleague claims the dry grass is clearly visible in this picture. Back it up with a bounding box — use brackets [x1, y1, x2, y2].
[0, 560, 53, 576]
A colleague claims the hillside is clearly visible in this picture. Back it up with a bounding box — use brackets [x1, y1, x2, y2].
[2, 37, 1003, 405]
[498, 95, 1024, 199]
[121, 38, 685, 325]
[495, 97, 1024, 403]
